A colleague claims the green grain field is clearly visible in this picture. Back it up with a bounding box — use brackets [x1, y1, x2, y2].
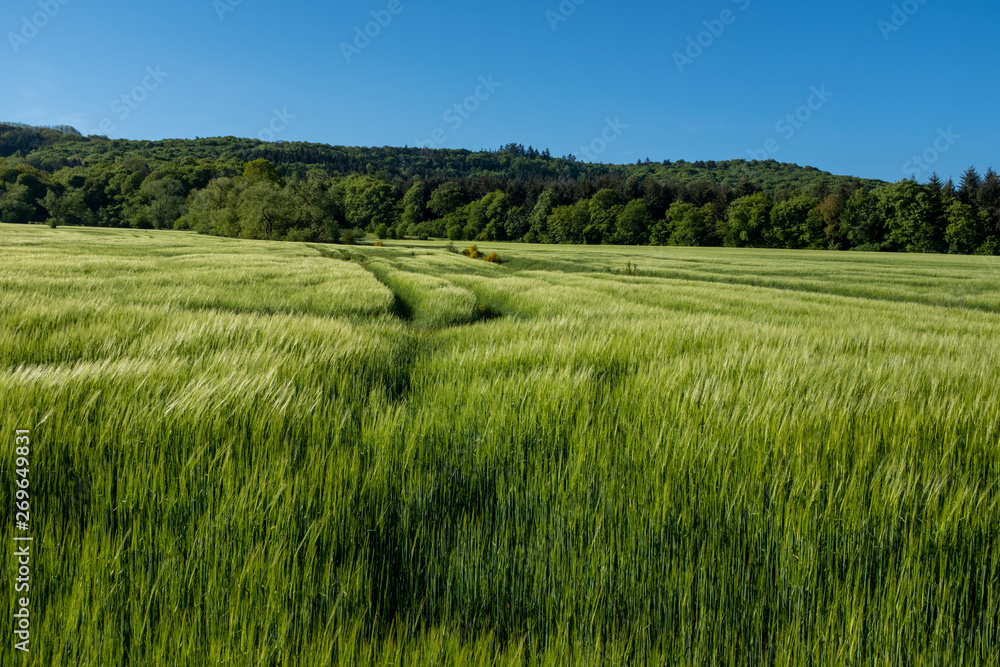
[1, 224, 998, 666]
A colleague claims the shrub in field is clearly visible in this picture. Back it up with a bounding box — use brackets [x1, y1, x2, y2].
[484, 252, 504, 264]
[374, 241, 385, 247]
[463, 245, 483, 259]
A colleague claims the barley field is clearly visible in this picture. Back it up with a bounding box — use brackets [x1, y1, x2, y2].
[1, 224, 998, 666]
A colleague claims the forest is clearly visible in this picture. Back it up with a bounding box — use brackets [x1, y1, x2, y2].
[2, 122, 998, 254]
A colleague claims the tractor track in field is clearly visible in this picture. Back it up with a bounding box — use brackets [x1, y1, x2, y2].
[314, 245, 504, 331]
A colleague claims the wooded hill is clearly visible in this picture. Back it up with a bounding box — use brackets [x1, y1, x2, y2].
[2, 122, 997, 254]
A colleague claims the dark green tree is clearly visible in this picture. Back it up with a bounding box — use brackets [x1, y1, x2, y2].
[243, 158, 282, 185]
[769, 196, 819, 249]
[138, 178, 186, 229]
[526, 189, 558, 243]
[815, 194, 845, 249]
[0, 184, 37, 223]
[958, 167, 980, 206]
[359, 183, 397, 230]
[878, 180, 946, 253]
[587, 189, 622, 244]
[400, 180, 429, 234]
[840, 188, 882, 249]
[655, 201, 712, 246]
[723, 193, 772, 247]
[977, 167, 1000, 231]
[944, 200, 989, 254]
[548, 201, 589, 244]
[42, 188, 90, 226]
[612, 199, 652, 245]
[428, 182, 465, 217]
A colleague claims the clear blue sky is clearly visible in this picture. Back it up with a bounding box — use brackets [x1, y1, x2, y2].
[3, 0, 998, 182]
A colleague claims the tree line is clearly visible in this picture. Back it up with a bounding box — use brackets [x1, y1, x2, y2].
[1, 123, 997, 254]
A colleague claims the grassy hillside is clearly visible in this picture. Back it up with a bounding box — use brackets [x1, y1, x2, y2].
[1, 226, 998, 665]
